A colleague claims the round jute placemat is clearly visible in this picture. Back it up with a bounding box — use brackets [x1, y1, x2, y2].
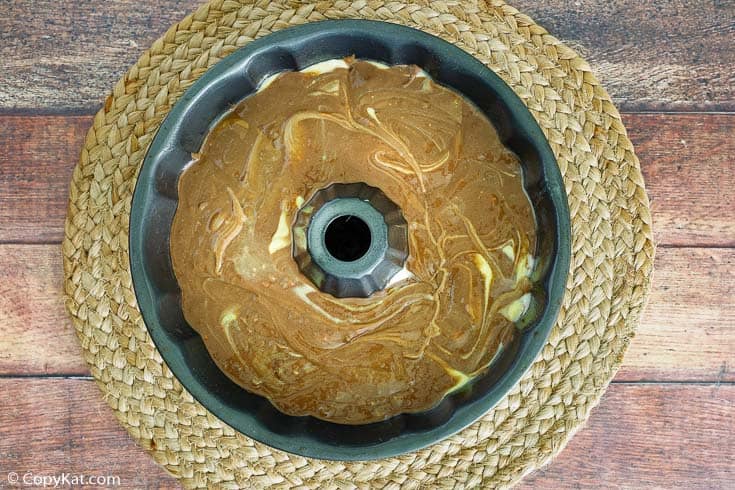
[63, 0, 654, 487]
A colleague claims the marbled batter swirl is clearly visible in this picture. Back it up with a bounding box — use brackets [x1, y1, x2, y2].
[171, 59, 537, 424]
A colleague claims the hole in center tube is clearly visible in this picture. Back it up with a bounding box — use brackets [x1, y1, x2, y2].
[324, 215, 372, 262]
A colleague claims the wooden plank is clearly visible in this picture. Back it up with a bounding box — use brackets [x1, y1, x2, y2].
[511, 0, 735, 111]
[0, 115, 91, 243]
[613, 248, 734, 382]
[0, 0, 733, 111]
[0, 378, 177, 490]
[0, 0, 200, 112]
[0, 379, 731, 488]
[519, 383, 735, 489]
[1, 245, 732, 381]
[1, 113, 733, 245]
[627, 113, 735, 247]
[0, 245, 88, 374]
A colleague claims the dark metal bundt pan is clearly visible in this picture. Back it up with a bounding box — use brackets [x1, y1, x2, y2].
[130, 20, 571, 461]
[293, 182, 409, 298]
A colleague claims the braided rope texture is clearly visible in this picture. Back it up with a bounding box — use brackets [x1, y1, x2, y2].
[62, 0, 654, 487]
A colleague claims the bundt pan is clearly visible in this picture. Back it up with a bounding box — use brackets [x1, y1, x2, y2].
[130, 20, 571, 461]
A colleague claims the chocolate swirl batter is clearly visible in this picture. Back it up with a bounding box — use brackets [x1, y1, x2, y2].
[170, 59, 538, 424]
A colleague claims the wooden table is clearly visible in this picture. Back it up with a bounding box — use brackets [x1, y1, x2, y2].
[1, 1, 732, 488]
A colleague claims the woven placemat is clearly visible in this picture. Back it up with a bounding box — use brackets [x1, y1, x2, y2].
[62, 0, 654, 487]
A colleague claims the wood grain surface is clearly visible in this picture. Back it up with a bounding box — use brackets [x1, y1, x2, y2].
[0, 379, 731, 489]
[2, 114, 732, 245]
[0, 245, 86, 375]
[0, 379, 177, 490]
[0, 0, 733, 111]
[519, 383, 735, 489]
[1, 244, 732, 381]
[629, 113, 735, 247]
[0, 0, 199, 113]
[0, 0, 733, 487]
[0, 116, 89, 243]
[512, 0, 735, 111]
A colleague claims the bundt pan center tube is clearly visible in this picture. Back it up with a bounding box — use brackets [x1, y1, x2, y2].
[293, 182, 409, 298]
[129, 20, 571, 461]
